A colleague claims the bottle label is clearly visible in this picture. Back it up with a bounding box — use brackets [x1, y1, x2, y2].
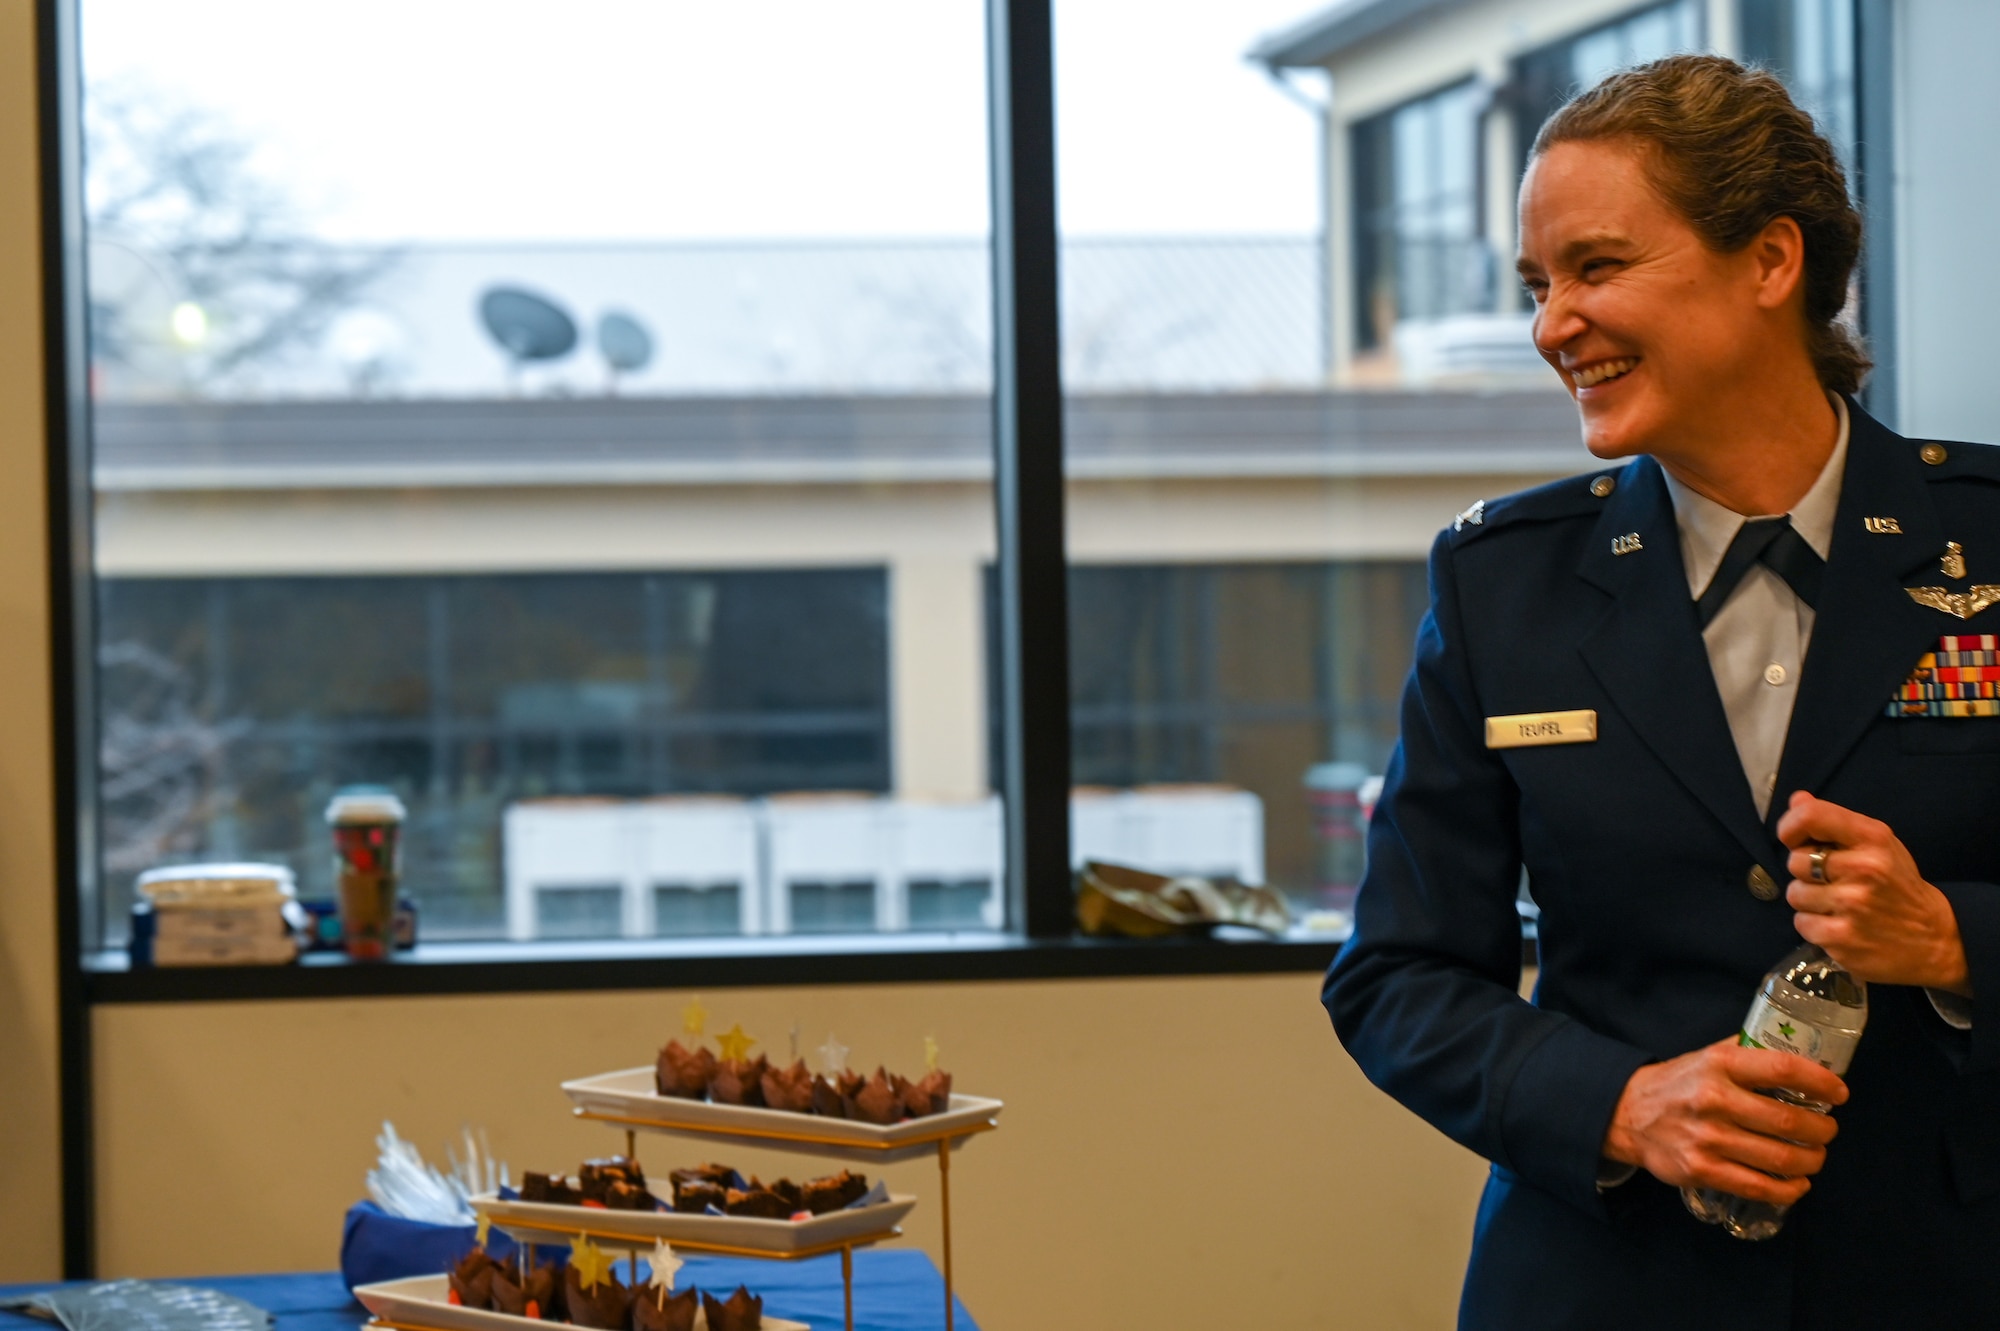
[1739, 993, 1861, 1075]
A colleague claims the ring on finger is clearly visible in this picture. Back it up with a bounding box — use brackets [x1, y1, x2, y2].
[1808, 846, 1830, 884]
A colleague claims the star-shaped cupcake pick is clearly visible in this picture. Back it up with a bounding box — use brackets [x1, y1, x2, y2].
[819, 1032, 850, 1077]
[716, 1023, 756, 1063]
[682, 996, 708, 1039]
[569, 1233, 611, 1292]
[923, 1035, 940, 1073]
[474, 1211, 492, 1248]
[647, 1238, 683, 1307]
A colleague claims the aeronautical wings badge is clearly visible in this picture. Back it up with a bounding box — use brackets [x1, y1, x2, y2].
[1905, 585, 2000, 619]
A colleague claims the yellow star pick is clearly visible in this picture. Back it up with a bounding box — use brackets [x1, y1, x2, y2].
[682, 997, 708, 1038]
[923, 1035, 940, 1073]
[716, 1023, 756, 1063]
[475, 1211, 492, 1248]
[569, 1233, 610, 1292]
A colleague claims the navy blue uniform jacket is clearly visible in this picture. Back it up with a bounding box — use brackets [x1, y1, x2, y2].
[1325, 401, 2000, 1329]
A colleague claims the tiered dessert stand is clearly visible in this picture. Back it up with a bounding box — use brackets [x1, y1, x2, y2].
[556, 1066, 1003, 1331]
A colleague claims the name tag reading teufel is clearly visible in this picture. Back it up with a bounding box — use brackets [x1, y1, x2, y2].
[1484, 709, 1599, 749]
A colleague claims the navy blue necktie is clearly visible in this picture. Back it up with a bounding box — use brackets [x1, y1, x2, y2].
[1694, 516, 1825, 628]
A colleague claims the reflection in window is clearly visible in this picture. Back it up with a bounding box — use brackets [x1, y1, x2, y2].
[97, 569, 890, 940]
[992, 561, 1430, 909]
[1352, 81, 1488, 349]
[1742, 0, 1857, 169]
[1510, 1, 1705, 162]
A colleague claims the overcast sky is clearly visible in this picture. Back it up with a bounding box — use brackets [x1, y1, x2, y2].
[80, 0, 1328, 244]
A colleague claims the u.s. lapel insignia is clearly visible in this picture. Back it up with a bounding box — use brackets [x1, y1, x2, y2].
[1943, 542, 1968, 579]
[1611, 532, 1643, 556]
[1454, 499, 1485, 532]
[1863, 516, 1902, 534]
[1906, 586, 2000, 619]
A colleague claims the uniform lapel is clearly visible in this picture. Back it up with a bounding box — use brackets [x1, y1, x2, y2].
[1576, 455, 1777, 864]
[1772, 402, 1947, 820]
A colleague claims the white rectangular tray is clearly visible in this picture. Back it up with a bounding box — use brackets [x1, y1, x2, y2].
[471, 1189, 916, 1255]
[561, 1067, 1003, 1165]
[356, 1273, 808, 1331]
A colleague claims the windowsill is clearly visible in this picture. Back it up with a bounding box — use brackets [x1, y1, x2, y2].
[82, 921, 1540, 1004]
[81, 928, 1355, 1004]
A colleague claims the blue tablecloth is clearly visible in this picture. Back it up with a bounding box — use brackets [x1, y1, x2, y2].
[0, 1252, 978, 1331]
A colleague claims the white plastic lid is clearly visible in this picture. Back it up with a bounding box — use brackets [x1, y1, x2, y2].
[136, 861, 294, 888]
[135, 862, 296, 903]
[325, 790, 407, 825]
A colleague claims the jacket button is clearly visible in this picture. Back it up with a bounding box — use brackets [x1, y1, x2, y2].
[1921, 443, 1948, 465]
[1747, 865, 1780, 900]
[1590, 475, 1617, 497]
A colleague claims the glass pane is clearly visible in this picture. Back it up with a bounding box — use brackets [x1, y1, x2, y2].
[535, 887, 624, 941]
[788, 882, 878, 934]
[80, 0, 1002, 950]
[1053, 0, 1850, 932]
[653, 885, 744, 940]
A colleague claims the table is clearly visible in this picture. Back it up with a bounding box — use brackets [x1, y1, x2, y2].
[0, 1251, 979, 1331]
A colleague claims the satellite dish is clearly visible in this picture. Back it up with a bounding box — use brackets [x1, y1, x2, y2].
[478, 286, 577, 362]
[597, 311, 654, 374]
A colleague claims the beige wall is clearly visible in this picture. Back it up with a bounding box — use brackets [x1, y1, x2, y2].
[0, 0, 65, 1286]
[94, 975, 1488, 1327]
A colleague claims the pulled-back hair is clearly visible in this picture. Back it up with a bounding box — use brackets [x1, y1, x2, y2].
[1532, 53, 1868, 394]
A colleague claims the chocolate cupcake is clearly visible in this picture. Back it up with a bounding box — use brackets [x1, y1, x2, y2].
[489, 1259, 559, 1321]
[912, 1067, 953, 1116]
[562, 1262, 633, 1329]
[702, 1286, 765, 1331]
[809, 1074, 847, 1118]
[656, 1040, 718, 1099]
[447, 1247, 496, 1310]
[709, 1055, 769, 1107]
[760, 1058, 815, 1113]
[845, 1068, 903, 1125]
[632, 1285, 699, 1331]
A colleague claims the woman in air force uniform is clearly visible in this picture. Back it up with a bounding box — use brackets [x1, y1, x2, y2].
[1325, 54, 2000, 1331]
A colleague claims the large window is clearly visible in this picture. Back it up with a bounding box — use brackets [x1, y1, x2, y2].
[75, 0, 999, 952]
[1741, 0, 1857, 169]
[57, 0, 1868, 965]
[1351, 81, 1489, 350]
[1511, 1, 1706, 154]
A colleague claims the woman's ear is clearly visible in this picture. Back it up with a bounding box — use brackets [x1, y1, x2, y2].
[1750, 214, 1808, 311]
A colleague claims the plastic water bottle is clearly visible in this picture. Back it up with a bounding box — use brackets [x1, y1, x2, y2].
[1681, 943, 1868, 1240]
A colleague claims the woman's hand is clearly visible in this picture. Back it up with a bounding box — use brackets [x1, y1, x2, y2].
[1778, 791, 1971, 995]
[1601, 1037, 1845, 1203]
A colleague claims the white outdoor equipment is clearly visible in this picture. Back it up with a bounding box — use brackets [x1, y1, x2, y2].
[890, 795, 1004, 931]
[1068, 785, 1265, 885]
[760, 794, 896, 934]
[503, 795, 761, 940]
[631, 796, 763, 938]
[503, 798, 634, 940]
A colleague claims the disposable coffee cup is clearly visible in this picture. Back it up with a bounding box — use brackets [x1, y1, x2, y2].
[326, 788, 406, 961]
